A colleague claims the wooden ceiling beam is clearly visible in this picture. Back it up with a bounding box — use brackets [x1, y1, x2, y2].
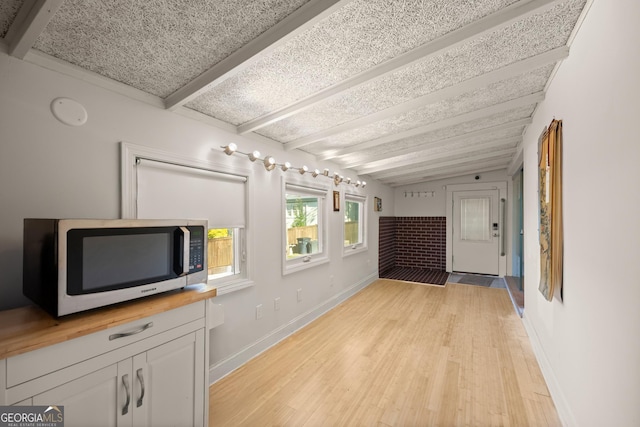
[384, 164, 509, 186]
[339, 118, 531, 169]
[318, 92, 543, 160]
[372, 148, 517, 180]
[6, 0, 65, 59]
[240, 0, 561, 135]
[283, 46, 564, 151]
[163, 0, 353, 111]
[356, 136, 520, 175]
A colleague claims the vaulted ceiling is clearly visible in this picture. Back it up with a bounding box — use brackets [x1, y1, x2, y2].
[0, 0, 590, 185]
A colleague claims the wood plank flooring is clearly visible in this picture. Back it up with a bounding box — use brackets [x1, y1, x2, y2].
[209, 279, 560, 426]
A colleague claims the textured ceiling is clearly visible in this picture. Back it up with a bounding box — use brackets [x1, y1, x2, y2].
[0, 0, 590, 185]
[0, 0, 22, 38]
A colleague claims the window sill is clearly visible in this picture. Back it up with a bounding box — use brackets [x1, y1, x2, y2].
[283, 255, 330, 276]
[212, 278, 255, 295]
[343, 244, 368, 258]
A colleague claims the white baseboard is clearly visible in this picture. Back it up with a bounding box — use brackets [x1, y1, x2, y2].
[522, 312, 576, 427]
[209, 272, 378, 384]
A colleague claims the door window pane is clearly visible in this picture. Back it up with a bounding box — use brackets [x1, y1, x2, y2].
[460, 197, 490, 241]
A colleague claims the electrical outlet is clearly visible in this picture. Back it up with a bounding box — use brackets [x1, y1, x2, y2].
[256, 304, 263, 320]
[297, 288, 303, 302]
[274, 297, 280, 311]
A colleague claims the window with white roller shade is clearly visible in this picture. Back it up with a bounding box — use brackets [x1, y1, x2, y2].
[136, 158, 246, 228]
[131, 156, 250, 294]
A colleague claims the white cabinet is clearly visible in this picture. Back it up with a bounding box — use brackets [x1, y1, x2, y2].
[34, 365, 120, 427]
[131, 330, 205, 427]
[1, 300, 208, 427]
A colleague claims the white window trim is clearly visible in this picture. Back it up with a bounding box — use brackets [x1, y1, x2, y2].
[120, 141, 255, 294]
[343, 192, 368, 257]
[282, 178, 330, 275]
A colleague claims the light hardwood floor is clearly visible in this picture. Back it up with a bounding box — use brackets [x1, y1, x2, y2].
[209, 279, 560, 426]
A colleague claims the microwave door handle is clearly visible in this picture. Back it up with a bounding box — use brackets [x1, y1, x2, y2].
[179, 226, 190, 276]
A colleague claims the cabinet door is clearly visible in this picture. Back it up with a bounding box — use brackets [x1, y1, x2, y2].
[132, 330, 205, 427]
[33, 364, 122, 427]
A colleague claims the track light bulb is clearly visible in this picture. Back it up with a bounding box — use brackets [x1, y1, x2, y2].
[355, 181, 361, 187]
[263, 156, 276, 171]
[222, 143, 237, 155]
[312, 169, 320, 177]
[323, 168, 330, 176]
[345, 177, 351, 184]
[362, 181, 367, 188]
[299, 165, 308, 175]
[248, 150, 261, 162]
[281, 162, 291, 172]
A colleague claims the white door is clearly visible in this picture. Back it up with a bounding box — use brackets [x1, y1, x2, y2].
[133, 331, 204, 427]
[452, 190, 500, 275]
[33, 364, 121, 427]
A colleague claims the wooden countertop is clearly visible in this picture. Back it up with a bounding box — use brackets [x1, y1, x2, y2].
[0, 284, 216, 360]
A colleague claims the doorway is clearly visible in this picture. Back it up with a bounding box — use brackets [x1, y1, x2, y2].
[452, 189, 500, 275]
[445, 181, 507, 277]
[505, 168, 525, 316]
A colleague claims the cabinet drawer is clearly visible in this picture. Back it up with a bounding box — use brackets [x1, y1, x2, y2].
[6, 300, 204, 387]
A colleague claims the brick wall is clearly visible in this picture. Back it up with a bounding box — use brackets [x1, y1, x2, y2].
[378, 216, 396, 275]
[378, 216, 446, 272]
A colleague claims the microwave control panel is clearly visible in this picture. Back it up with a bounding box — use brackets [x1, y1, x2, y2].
[188, 226, 205, 273]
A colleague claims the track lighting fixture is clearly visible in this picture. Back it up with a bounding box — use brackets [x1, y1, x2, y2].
[248, 150, 261, 162]
[223, 143, 237, 155]
[217, 144, 365, 188]
[263, 155, 276, 171]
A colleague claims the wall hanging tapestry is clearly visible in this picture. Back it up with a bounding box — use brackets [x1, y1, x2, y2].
[538, 119, 564, 301]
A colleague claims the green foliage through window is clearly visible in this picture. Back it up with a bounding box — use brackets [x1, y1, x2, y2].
[208, 228, 229, 239]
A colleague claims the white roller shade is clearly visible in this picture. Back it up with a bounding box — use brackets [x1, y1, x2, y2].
[345, 192, 366, 202]
[285, 182, 328, 197]
[136, 158, 246, 228]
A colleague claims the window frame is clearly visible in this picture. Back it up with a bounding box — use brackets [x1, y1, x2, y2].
[343, 192, 368, 257]
[121, 141, 254, 294]
[282, 179, 330, 275]
[206, 226, 246, 287]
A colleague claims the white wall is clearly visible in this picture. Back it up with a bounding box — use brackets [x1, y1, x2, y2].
[521, 0, 640, 425]
[394, 170, 510, 217]
[0, 52, 393, 379]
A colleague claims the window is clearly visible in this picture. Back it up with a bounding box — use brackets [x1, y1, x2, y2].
[344, 193, 367, 254]
[122, 143, 253, 295]
[284, 182, 328, 273]
[207, 228, 241, 281]
[460, 197, 490, 241]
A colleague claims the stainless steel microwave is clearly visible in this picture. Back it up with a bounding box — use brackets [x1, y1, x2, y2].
[23, 218, 208, 317]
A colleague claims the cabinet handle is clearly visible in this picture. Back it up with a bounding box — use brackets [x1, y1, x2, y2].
[109, 322, 153, 341]
[122, 374, 130, 415]
[136, 368, 145, 407]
